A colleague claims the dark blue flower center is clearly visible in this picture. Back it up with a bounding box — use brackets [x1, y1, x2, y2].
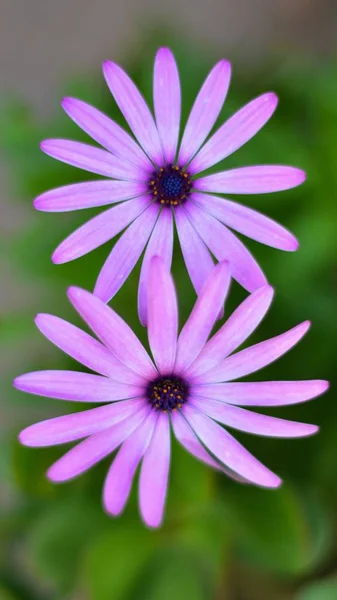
[149, 165, 192, 207]
[147, 375, 189, 412]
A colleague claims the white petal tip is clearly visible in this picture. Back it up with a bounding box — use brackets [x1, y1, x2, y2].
[67, 285, 84, 302]
[13, 376, 25, 391]
[219, 58, 231, 72]
[103, 500, 124, 517]
[18, 430, 30, 446]
[270, 478, 283, 489]
[288, 237, 300, 252]
[33, 196, 44, 211]
[40, 140, 49, 153]
[319, 380, 330, 394]
[51, 250, 65, 265]
[142, 516, 162, 529]
[306, 425, 319, 436]
[302, 320, 311, 333]
[61, 96, 74, 109]
[295, 169, 306, 185]
[156, 46, 173, 57]
[266, 91, 279, 106]
[34, 313, 45, 327]
[46, 467, 65, 483]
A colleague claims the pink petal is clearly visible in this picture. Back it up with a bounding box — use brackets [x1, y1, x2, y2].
[94, 203, 160, 303]
[13, 371, 142, 402]
[185, 202, 267, 292]
[47, 405, 150, 482]
[34, 180, 147, 212]
[190, 93, 278, 173]
[178, 60, 231, 166]
[41, 139, 144, 181]
[52, 195, 151, 264]
[19, 398, 145, 447]
[187, 285, 274, 378]
[182, 405, 281, 488]
[62, 97, 151, 171]
[195, 165, 306, 195]
[138, 208, 173, 326]
[191, 397, 318, 438]
[103, 60, 163, 164]
[139, 412, 171, 528]
[175, 262, 230, 373]
[147, 256, 178, 375]
[174, 205, 215, 295]
[192, 193, 298, 251]
[103, 411, 157, 515]
[171, 410, 248, 483]
[67, 286, 157, 380]
[153, 48, 181, 163]
[198, 321, 311, 384]
[35, 313, 145, 384]
[191, 380, 329, 407]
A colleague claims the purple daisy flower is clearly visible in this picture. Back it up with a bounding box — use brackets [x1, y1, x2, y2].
[15, 258, 327, 528]
[36, 48, 304, 324]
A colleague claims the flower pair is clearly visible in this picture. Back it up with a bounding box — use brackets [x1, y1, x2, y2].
[15, 48, 328, 528]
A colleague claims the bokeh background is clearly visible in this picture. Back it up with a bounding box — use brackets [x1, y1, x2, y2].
[1, 1, 337, 599]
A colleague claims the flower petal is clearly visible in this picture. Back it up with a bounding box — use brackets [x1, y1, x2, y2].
[191, 380, 330, 407]
[103, 411, 157, 515]
[94, 203, 160, 303]
[62, 97, 151, 171]
[171, 410, 248, 483]
[198, 321, 311, 384]
[13, 371, 142, 402]
[185, 202, 267, 292]
[41, 139, 144, 181]
[147, 256, 178, 375]
[139, 412, 171, 528]
[195, 165, 306, 195]
[191, 397, 318, 438]
[52, 195, 152, 264]
[67, 286, 157, 380]
[138, 208, 173, 326]
[153, 48, 181, 163]
[19, 399, 145, 447]
[187, 285, 273, 378]
[103, 60, 163, 164]
[182, 405, 281, 488]
[34, 180, 147, 212]
[190, 93, 278, 173]
[178, 60, 231, 166]
[47, 405, 150, 482]
[174, 205, 215, 295]
[35, 313, 145, 384]
[175, 261, 230, 373]
[192, 193, 298, 251]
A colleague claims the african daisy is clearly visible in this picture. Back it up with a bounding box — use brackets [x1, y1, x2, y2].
[36, 48, 304, 324]
[15, 258, 327, 528]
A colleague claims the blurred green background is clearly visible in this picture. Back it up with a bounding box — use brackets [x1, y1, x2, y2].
[1, 5, 337, 599]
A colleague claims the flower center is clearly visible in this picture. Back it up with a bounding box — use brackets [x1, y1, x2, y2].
[147, 375, 190, 412]
[149, 165, 191, 207]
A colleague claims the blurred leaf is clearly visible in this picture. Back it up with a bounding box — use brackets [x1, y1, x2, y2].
[81, 522, 157, 600]
[138, 547, 208, 600]
[0, 587, 19, 600]
[12, 440, 61, 499]
[221, 484, 331, 576]
[296, 577, 337, 600]
[24, 498, 105, 594]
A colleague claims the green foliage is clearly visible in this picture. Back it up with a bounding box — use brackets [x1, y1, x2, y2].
[296, 578, 337, 600]
[1, 29, 336, 600]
